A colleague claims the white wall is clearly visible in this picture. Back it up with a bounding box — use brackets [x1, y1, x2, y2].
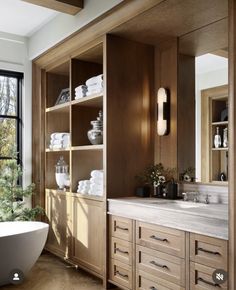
[28, 0, 123, 59]
[0, 32, 32, 197]
[195, 67, 228, 181]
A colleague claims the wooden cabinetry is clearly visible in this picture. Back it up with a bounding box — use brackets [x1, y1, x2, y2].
[45, 190, 72, 258]
[201, 85, 228, 184]
[109, 215, 228, 290]
[33, 34, 154, 284]
[71, 197, 104, 276]
[190, 233, 228, 289]
[109, 216, 135, 290]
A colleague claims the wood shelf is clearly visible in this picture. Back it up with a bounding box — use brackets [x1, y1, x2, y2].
[212, 147, 228, 151]
[46, 101, 70, 113]
[212, 121, 228, 126]
[46, 147, 70, 152]
[71, 93, 103, 107]
[45, 188, 71, 195]
[211, 181, 228, 185]
[71, 145, 103, 151]
[72, 192, 104, 202]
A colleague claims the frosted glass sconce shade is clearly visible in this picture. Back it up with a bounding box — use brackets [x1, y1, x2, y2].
[157, 88, 170, 136]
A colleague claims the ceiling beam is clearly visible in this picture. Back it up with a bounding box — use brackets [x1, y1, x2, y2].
[22, 0, 83, 15]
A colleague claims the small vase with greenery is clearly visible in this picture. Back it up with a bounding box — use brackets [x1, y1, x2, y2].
[0, 150, 44, 222]
[136, 163, 176, 197]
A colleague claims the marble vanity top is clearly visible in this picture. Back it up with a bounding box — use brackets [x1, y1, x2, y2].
[107, 197, 228, 240]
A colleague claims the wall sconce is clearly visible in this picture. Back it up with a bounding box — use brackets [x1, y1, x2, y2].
[157, 87, 170, 136]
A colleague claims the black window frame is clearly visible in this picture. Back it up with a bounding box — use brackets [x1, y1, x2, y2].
[0, 69, 23, 166]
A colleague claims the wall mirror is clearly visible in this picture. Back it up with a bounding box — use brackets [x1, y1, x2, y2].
[179, 16, 228, 185]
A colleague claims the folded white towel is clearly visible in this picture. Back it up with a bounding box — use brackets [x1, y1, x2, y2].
[51, 133, 70, 140]
[49, 144, 63, 150]
[75, 92, 86, 99]
[86, 89, 103, 97]
[75, 85, 87, 92]
[86, 74, 103, 87]
[91, 170, 103, 179]
[77, 188, 89, 194]
[78, 180, 91, 185]
[88, 189, 103, 196]
[50, 138, 70, 146]
[90, 177, 103, 186]
[90, 185, 103, 192]
[87, 82, 103, 91]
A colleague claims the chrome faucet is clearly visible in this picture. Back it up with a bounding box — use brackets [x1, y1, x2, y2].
[204, 194, 211, 204]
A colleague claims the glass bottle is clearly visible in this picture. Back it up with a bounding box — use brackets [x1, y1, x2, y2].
[55, 156, 69, 190]
[214, 127, 221, 148]
[223, 127, 228, 148]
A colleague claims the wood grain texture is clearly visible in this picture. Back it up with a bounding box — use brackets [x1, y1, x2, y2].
[179, 18, 228, 56]
[155, 41, 178, 170]
[105, 35, 154, 197]
[112, 0, 228, 49]
[23, 0, 83, 15]
[190, 261, 228, 289]
[34, 0, 163, 68]
[190, 233, 228, 270]
[177, 54, 195, 178]
[32, 64, 46, 209]
[71, 197, 104, 275]
[136, 245, 185, 287]
[228, 1, 236, 289]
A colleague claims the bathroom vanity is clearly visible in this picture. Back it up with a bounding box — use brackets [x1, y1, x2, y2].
[108, 198, 228, 290]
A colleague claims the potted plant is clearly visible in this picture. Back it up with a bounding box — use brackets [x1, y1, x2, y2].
[0, 150, 44, 221]
[136, 163, 176, 197]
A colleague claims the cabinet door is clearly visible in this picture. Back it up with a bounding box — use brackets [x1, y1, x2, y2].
[45, 190, 71, 258]
[72, 197, 104, 275]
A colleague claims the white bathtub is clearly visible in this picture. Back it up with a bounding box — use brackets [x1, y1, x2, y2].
[0, 221, 49, 286]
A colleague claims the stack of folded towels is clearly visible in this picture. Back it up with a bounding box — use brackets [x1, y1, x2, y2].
[75, 85, 87, 99]
[77, 170, 103, 196]
[77, 180, 91, 194]
[50, 133, 70, 150]
[74, 74, 103, 100]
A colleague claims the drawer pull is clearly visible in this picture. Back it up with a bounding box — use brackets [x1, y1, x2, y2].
[197, 277, 220, 287]
[150, 235, 168, 242]
[150, 260, 168, 269]
[115, 270, 128, 278]
[197, 247, 221, 256]
[115, 247, 129, 254]
[115, 225, 129, 231]
[150, 287, 158, 290]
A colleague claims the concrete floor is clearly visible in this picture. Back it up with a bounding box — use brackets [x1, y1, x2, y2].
[0, 252, 105, 290]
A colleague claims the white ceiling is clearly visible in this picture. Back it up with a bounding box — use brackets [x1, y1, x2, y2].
[0, 0, 59, 37]
[196, 53, 228, 75]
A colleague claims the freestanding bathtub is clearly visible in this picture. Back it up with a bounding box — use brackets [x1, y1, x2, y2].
[0, 221, 49, 286]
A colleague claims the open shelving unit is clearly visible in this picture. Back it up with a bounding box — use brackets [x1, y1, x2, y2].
[201, 85, 228, 184]
[38, 34, 154, 284]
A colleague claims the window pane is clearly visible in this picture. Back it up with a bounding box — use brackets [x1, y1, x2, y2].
[0, 118, 16, 157]
[0, 76, 17, 116]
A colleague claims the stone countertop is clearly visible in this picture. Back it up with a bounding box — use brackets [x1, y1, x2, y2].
[107, 197, 228, 240]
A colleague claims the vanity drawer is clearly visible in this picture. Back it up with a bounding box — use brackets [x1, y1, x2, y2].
[190, 262, 227, 289]
[110, 215, 133, 242]
[136, 221, 185, 258]
[137, 270, 185, 290]
[190, 233, 228, 269]
[109, 259, 133, 289]
[136, 245, 185, 287]
[110, 237, 133, 265]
